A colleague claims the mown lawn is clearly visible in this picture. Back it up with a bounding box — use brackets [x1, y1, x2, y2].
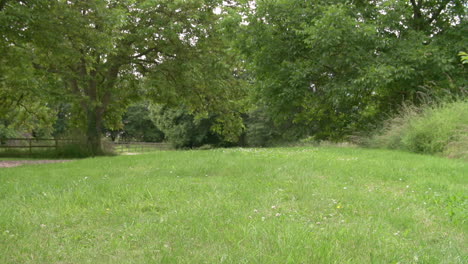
[0, 147, 466, 263]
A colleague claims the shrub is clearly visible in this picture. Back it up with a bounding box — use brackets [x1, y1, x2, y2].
[444, 127, 468, 159]
[119, 104, 165, 142]
[54, 143, 93, 158]
[244, 109, 276, 147]
[368, 100, 468, 159]
[149, 105, 223, 149]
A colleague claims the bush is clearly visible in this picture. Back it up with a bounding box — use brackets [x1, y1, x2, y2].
[244, 107, 303, 147]
[368, 100, 468, 159]
[119, 104, 165, 142]
[149, 105, 224, 149]
[53, 143, 93, 158]
[444, 128, 468, 159]
[244, 108, 276, 147]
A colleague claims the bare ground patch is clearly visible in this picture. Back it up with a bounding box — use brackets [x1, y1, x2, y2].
[0, 160, 73, 168]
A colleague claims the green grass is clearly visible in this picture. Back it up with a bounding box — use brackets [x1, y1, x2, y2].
[0, 147, 466, 263]
[368, 100, 468, 160]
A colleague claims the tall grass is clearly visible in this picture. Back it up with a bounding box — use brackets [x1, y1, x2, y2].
[368, 100, 468, 159]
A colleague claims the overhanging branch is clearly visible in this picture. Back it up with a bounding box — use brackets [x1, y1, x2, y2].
[133, 47, 160, 58]
[428, 1, 449, 25]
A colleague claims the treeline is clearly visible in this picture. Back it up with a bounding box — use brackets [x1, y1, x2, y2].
[1, 0, 466, 154]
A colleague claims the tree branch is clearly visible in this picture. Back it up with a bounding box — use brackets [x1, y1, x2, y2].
[409, 0, 425, 30]
[69, 79, 87, 110]
[428, 1, 449, 25]
[136, 58, 161, 64]
[17, 101, 47, 123]
[410, 0, 423, 18]
[133, 61, 149, 73]
[99, 91, 111, 116]
[32, 62, 61, 74]
[416, 0, 423, 8]
[0, 93, 24, 110]
[0, 0, 8, 12]
[133, 47, 160, 58]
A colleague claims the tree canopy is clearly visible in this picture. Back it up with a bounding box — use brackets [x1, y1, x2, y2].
[235, 0, 467, 139]
[1, 0, 245, 154]
[1, 0, 466, 151]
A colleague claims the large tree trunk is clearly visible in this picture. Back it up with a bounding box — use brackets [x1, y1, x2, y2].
[81, 56, 118, 156]
[86, 108, 103, 156]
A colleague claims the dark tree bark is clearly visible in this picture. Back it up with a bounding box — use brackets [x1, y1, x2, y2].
[0, 0, 8, 12]
[410, 0, 425, 31]
[86, 108, 103, 156]
[410, 0, 450, 32]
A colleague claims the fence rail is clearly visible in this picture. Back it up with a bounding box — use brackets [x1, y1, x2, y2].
[112, 142, 172, 153]
[0, 138, 172, 154]
[0, 138, 81, 154]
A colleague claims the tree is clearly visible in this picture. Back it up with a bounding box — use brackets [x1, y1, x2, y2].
[235, 0, 467, 140]
[149, 105, 211, 148]
[115, 103, 164, 142]
[1, 0, 245, 155]
[0, 0, 58, 139]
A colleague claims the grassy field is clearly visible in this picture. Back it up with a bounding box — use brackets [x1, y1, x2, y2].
[0, 147, 466, 263]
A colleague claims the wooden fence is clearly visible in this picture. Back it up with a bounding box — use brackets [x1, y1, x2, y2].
[0, 138, 81, 154]
[112, 142, 172, 153]
[0, 138, 172, 154]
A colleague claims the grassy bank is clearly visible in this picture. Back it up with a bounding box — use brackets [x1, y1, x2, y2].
[0, 147, 466, 263]
[368, 100, 468, 160]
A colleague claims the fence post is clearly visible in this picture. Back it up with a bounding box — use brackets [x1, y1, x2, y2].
[29, 138, 32, 155]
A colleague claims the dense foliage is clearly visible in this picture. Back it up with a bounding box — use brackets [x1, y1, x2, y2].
[109, 103, 164, 142]
[149, 105, 228, 148]
[1, 0, 244, 154]
[1, 0, 467, 152]
[235, 0, 467, 140]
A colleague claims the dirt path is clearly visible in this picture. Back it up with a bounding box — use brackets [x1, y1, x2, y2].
[0, 160, 73, 168]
